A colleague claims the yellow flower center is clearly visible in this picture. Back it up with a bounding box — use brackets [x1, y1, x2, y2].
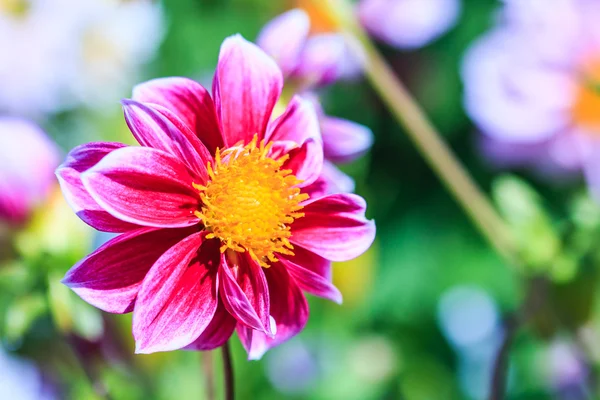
[194, 136, 309, 268]
[573, 57, 600, 130]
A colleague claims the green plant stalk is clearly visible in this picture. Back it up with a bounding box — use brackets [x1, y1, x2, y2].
[318, 0, 517, 264]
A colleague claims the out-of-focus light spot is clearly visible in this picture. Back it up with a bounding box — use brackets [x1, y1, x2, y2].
[437, 286, 499, 349]
[349, 336, 397, 384]
[0, 346, 55, 400]
[266, 339, 319, 395]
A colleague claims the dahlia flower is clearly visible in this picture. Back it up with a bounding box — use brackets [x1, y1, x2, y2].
[462, 0, 600, 197]
[57, 35, 375, 358]
[258, 9, 373, 193]
[358, 0, 462, 50]
[0, 118, 59, 225]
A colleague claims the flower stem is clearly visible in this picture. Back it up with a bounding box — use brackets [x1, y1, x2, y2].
[202, 351, 215, 400]
[222, 341, 235, 400]
[319, 0, 517, 264]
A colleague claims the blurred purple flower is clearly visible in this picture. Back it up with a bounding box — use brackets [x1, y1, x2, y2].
[462, 0, 600, 197]
[358, 0, 461, 49]
[258, 9, 373, 194]
[0, 118, 59, 225]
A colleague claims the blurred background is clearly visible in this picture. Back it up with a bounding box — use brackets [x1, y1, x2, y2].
[2, 0, 600, 399]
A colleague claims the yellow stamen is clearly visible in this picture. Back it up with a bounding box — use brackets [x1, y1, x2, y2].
[195, 135, 309, 268]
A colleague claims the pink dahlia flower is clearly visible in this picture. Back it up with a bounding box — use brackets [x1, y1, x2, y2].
[57, 35, 376, 358]
[258, 9, 373, 193]
[0, 118, 59, 225]
[358, 0, 461, 50]
[462, 0, 600, 196]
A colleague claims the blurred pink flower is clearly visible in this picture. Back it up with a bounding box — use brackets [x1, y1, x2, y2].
[462, 0, 600, 196]
[258, 9, 373, 194]
[57, 35, 375, 357]
[358, 0, 461, 49]
[0, 118, 59, 225]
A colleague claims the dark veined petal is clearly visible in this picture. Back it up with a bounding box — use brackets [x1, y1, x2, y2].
[81, 146, 200, 228]
[291, 193, 375, 261]
[133, 232, 219, 353]
[213, 34, 283, 146]
[132, 77, 223, 153]
[122, 99, 210, 182]
[238, 264, 308, 360]
[56, 142, 140, 232]
[63, 227, 194, 313]
[220, 253, 273, 335]
[184, 301, 237, 351]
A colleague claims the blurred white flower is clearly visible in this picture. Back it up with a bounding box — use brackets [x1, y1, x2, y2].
[0, 0, 164, 117]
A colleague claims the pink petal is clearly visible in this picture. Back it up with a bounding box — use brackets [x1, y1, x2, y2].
[132, 77, 223, 153]
[293, 34, 346, 87]
[238, 264, 308, 360]
[220, 253, 272, 335]
[213, 34, 283, 146]
[256, 9, 310, 77]
[281, 138, 323, 187]
[56, 142, 140, 233]
[321, 160, 356, 194]
[81, 146, 200, 228]
[321, 116, 373, 163]
[122, 99, 210, 182]
[265, 95, 321, 144]
[279, 256, 342, 304]
[285, 245, 332, 280]
[184, 301, 236, 351]
[290, 194, 375, 261]
[63, 227, 194, 314]
[133, 232, 219, 353]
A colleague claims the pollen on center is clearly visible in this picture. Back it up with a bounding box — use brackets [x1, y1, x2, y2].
[193, 135, 309, 268]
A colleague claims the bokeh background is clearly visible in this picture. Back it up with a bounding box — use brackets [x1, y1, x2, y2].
[2, 0, 599, 399]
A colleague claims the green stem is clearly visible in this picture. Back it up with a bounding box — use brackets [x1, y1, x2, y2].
[319, 0, 517, 264]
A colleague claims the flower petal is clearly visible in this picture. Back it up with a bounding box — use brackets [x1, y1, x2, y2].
[321, 116, 373, 163]
[220, 253, 272, 335]
[283, 138, 323, 187]
[133, 232, 219, 353]
[293, 34, 346, 87]
[81, 146, 200, 228]
[279, 256, 342, 304]
[257, 9, 310, 77]
[213, 34, 283, 146]
[184, 301, 236, 351]
[56, 142, 140, 232]
[238, 264, 308, 360]
[321, 160, 356, 194]
[290, 193, 375, 261]
[122, 99, 210, 182]
[132, 77, 223, 153]
[63, 227, 193, 313]
[265, 95, 321, 144]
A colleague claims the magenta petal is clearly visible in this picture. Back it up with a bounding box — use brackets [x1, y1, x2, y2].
[213, 34, 283, 146]
[281, 138, 323, 187]
[133, 232, 219, 353]
[285, 245, 332, 281]
[81, 146, 200, 228]
[279, 256, 342, 304]
[257, 9, 309, 77]
[321, 160, 356, 194]
[63, 227, 193, 314]
[265, 95, 320, 144]
[238, 264, 309, 360]
[132, 77, 223, 153]
[122, 99, 210, 182]
[321, 116, 373, 163]
[220, 253, 272, 335]
[184, 301, 236, 351]
[291, 194, 375, 261]
[56, 142, 140, 233]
